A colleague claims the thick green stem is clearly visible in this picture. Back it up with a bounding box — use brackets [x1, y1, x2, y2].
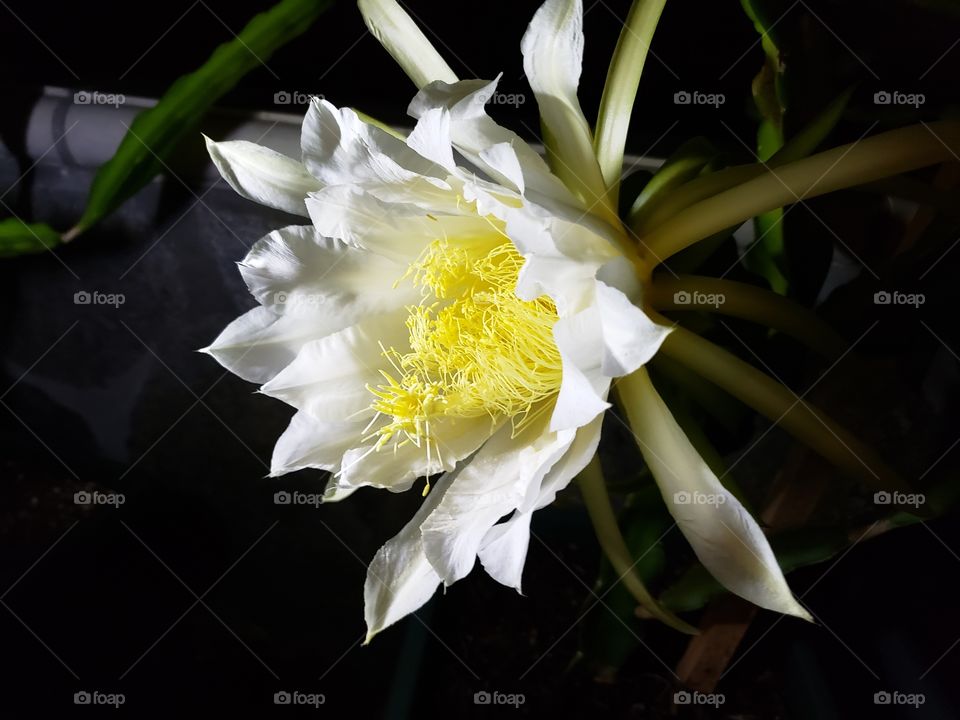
[657, 322, 907, 491]
[633, 163, 763, 234]
[578, 455, 698, 634]
[647, 274, 846, 360]
[637, 121, 960, 264]
[594, 0, 668, 204]
[632, 90, 851, 234]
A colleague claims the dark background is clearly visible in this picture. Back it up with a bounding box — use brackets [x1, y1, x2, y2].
[2, 0, 960, 717]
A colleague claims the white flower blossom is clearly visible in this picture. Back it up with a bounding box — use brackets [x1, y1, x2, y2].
[204, 0, 810, 641]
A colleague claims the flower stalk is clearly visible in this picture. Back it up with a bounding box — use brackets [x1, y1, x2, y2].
[636, 121, 960, 267]
[646, 274, 846, 360]
[656, 321, 908, 491]
[594, 0, 669, 204]
[578, 454, 698, 634]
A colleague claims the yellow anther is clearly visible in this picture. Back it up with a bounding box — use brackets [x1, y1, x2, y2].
[370, 230, 562, 455]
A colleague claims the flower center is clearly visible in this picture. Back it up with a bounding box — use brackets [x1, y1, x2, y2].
[367, 231, 562, 461]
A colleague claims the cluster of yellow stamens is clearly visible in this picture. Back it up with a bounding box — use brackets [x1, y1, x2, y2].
[366, 228, 562, 468]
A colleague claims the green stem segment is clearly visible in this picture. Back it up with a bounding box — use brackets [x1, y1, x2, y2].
[594, 0, 668, 204]
[657, 322, 908, 491]
[636, 121, 960, 268]
[647, 274, 846, 360]
[578, 455, 699, 634]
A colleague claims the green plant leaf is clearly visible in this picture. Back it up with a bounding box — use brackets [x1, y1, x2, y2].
[0, 218, 62, 257]
[68, 0, 332, 238]
[741, 0, 789, 293]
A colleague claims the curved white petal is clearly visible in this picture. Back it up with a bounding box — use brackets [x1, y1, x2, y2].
[478, 142, 526, 194]
[205, 138, 321, 216]
[550, 307, 612, 431]
[620, 368, 812, 621]
[270, 410, 364, 477]
[260, 310, 408, 421]
[506, 201, 619, 278]
[515, 254, 598, 316]
[301, 100, 444, 188]
[408, 77, 574, 204]
[477, 413, 602, 591]
[239, 225, 413, 315]
[594, 258, 673, 377]
[337, 415, 493, 493]
[420, 414, 576, 586]
[306, 186, 490, 263]
[477, 511, 532, 591]
[530, 412, 603, 511]
[358, 0, 458, 90]
[406, 108, 456, 172]
[363, 468, 460, 643]
[202, 306, 319, 384]
[521, 0, 608, 209]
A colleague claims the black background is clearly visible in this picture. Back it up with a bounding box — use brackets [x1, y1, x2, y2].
[2, 1, 960, 718]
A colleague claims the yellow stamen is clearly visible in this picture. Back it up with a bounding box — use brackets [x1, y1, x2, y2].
[368, 230, 562, 457]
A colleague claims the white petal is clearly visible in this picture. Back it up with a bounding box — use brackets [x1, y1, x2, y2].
[301, 100, 443, 188]
[550, 308, 612, 431]
[408, 77, 573, 204]
[269, 410, 364, 477]
[620, 368, 812, 620]
[406, 108, 456, 172]
[530, 413, 603, 511]
[202, 306, 318, 384]
[205, 137, 321, 216]
[358, 0, 458, 90]
[515, 254, 598, 315]
[478, 142, 526, 194]
[594, 258, 673, 377]
[477, 414, 602, 591]
[337, 415, 493, 492]
[306, 186, 491, 263]
[363, 467, 460, 643]
[521, 0, 607, 207]
[506, 202, 620, 293]
[477, 511, 532, 591]
[260, 310, 408, 421]
[239, 225, 413, 316]
[420, 415, 576, 586]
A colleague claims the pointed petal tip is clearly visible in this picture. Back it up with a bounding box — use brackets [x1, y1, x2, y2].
[787, 599, 814, 623]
